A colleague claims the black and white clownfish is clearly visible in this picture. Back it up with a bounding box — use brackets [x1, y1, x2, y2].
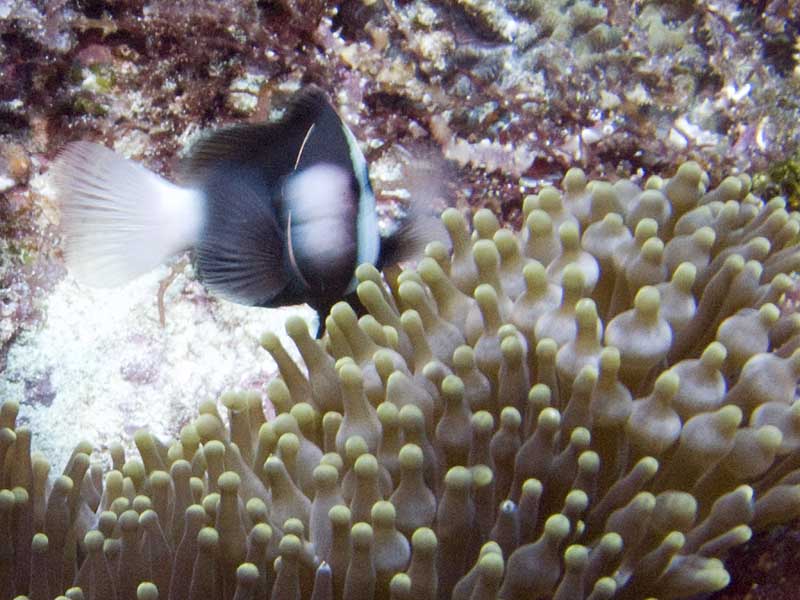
[54, 87, 442, 332]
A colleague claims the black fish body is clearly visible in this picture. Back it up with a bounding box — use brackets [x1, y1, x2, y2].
[54, 87, 431, 327]
[184, 88, 379, 317]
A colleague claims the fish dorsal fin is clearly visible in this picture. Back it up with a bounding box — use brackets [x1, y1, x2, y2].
[180, 86, 335, 185]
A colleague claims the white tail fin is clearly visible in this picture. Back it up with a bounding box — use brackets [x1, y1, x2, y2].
[53, 142, 205, 287]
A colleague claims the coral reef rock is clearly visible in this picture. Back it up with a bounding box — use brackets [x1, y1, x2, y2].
[3, 161, 800, 599]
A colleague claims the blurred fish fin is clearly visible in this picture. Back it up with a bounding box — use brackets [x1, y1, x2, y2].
[378, 153, 451, 268]
[378, 211, 449, 268]
[195, 167, 288, 306]
[53, 141, 204, 288]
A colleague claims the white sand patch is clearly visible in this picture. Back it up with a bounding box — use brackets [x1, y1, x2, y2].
[0, 262, 317, 474]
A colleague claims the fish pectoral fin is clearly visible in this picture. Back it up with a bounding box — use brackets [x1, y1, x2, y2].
[377, 157, 452, 269]
[378, 212, 449, 269]
[195, 168, 288, 306]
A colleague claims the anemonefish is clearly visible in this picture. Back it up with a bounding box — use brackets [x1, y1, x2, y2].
[54, 87, 441, 330]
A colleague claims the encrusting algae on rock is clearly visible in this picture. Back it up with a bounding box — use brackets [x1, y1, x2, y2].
[4, 161, 800, 599]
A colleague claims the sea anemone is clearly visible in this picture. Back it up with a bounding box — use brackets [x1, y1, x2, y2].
[5, 160, 800, 599]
